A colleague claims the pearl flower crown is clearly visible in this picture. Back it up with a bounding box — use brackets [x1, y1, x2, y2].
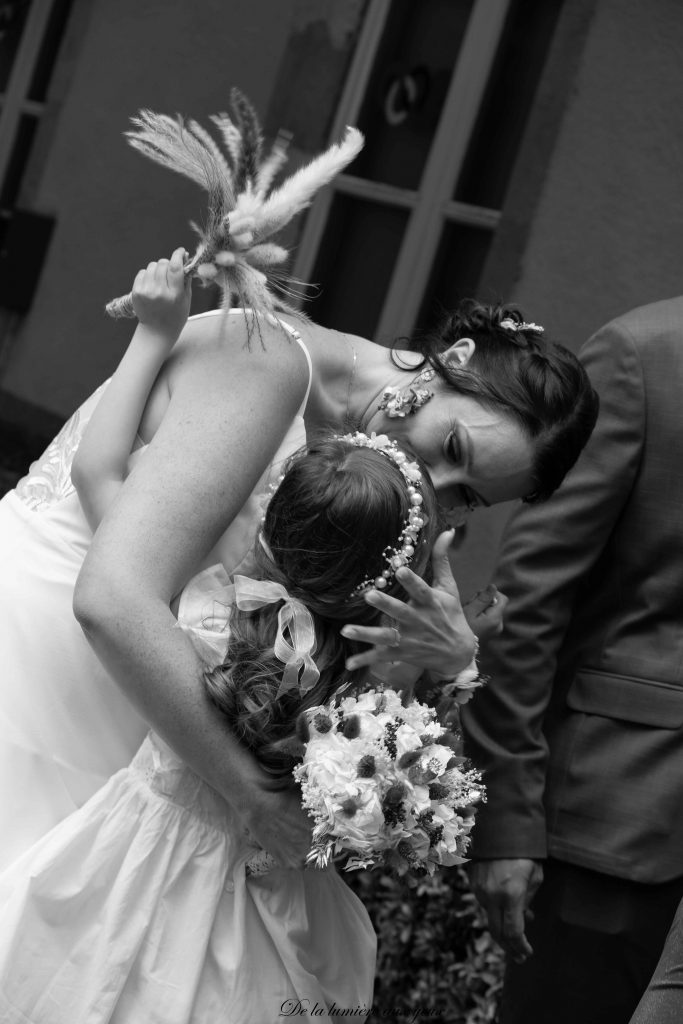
[340, 431, 426, 596]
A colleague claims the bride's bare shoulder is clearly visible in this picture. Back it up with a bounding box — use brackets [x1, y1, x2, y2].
[168, 309, 327, 375]
[137, 311, 321, 443]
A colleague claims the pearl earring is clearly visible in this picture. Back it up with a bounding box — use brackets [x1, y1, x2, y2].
[378, 367, 436, 418]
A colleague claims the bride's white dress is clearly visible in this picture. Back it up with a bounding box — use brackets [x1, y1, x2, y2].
[0, 562, 375, 1022]
[0, 311, 376, 1017]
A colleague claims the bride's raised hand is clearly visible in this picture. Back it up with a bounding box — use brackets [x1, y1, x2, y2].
[240, 780, 313, 869]
[341, 530, 477, 678]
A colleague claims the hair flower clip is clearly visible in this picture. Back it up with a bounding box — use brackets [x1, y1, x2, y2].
[499, 318, 545, 333]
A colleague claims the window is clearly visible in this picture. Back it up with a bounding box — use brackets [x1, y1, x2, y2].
[0, 0, 73, 237]
[294, 0, 564, 341]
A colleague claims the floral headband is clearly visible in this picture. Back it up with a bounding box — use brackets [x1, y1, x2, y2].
[338, 431, 426, 596]
[260, 431, 427, 601]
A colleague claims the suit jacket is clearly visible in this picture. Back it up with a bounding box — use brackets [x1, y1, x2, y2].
[462, 297, 683, 883]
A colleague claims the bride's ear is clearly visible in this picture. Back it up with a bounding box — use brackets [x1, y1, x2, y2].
[442, 337, 476, 368]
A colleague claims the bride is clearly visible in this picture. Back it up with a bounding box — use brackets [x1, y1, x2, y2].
[0, 262, 598, 877]
[0, 236, 597, 872]
[0, 255, 598, 872]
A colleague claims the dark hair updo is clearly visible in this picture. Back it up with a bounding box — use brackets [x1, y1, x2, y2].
[406, 299, 599, 501]
[205, 436, 440, 780]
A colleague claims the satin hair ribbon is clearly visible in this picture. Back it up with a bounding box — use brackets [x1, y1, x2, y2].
[230, 575, 319, 698]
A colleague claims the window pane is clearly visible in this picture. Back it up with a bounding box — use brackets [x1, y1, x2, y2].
[28, 0, 73, 102]
[454, 0, 565, 208]
[0, 0, 32, 92]
[308, 194, 408, 338]
[352, 0, 474, 191]
[0, 113, 38, 208]
[416, 222, 494, 333]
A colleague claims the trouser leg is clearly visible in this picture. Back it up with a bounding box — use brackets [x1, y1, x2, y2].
[498, 860, 683, 1024]
[630, 898, 683, 1024]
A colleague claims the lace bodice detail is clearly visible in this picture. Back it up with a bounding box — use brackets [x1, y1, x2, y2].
[15, 383, 107, 511]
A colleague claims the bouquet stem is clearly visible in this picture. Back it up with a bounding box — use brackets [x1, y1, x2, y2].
[105, 254, 201, 319]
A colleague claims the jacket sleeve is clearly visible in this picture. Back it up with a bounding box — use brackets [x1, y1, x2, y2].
[461, 318, 645, 859]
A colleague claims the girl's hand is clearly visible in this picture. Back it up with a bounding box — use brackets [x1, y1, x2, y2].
[131, 247, 192, 342]
[341, 530, 477, 677]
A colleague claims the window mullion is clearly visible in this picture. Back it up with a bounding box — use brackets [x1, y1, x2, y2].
[443, 200, 501, 230]
[0, 2, 56, 198]
[334, 173, 418, 211]
[292, 0, 392, 286]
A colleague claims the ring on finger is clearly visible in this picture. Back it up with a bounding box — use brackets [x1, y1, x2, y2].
[388, 626, 401, 647]
[490, 595, 499, 606]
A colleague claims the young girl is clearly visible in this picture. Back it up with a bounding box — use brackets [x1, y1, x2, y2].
[0, 252, 448, 1023]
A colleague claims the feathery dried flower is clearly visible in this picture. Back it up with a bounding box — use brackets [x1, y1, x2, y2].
[106, 87, 364, 335]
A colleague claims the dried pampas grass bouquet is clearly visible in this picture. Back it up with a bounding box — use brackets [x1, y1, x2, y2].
[106, 87, 363, 326]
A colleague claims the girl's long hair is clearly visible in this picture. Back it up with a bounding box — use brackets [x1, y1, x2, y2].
[204, 437, 439, 783]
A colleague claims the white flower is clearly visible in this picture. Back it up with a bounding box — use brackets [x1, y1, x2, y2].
[340, 691, 380, 714]
[454, 659, 480, 688]
[395, 723, 424, 759]
[305, 743, 357, 795]
[421, 721, 443, 740]
[335, 790, 386, 847]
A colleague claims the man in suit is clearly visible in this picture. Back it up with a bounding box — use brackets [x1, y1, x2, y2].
[461, 297, 683, 1024]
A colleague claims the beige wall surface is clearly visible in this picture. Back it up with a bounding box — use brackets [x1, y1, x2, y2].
[514, 0, 683, 349]
[3, 0, 682, 596]
[457, 0, 683, 596]
[1, 0, 355, 417]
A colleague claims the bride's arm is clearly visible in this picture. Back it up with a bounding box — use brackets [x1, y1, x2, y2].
[73, 315, 312, 865]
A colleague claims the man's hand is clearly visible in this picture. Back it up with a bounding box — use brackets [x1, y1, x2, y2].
[463, 584, 508, 641]
[468, 857, 544, 962]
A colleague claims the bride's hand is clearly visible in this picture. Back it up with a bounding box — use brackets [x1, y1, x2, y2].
[239, 783, 313, 869]
[341, 530, 477, 678]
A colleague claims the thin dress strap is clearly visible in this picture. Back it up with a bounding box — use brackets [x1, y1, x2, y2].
[190, 308, 313, 413]
[279, 319, 312, 412]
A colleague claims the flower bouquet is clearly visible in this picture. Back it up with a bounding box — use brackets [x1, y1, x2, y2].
[293, 688, 485, 876]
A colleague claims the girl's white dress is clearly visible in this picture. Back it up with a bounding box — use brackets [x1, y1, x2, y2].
[0, 563, 375, 1022]
[0, 311, 376, 1020]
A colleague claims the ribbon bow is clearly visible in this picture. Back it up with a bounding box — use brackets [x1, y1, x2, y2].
[230, 575, 319, 698]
